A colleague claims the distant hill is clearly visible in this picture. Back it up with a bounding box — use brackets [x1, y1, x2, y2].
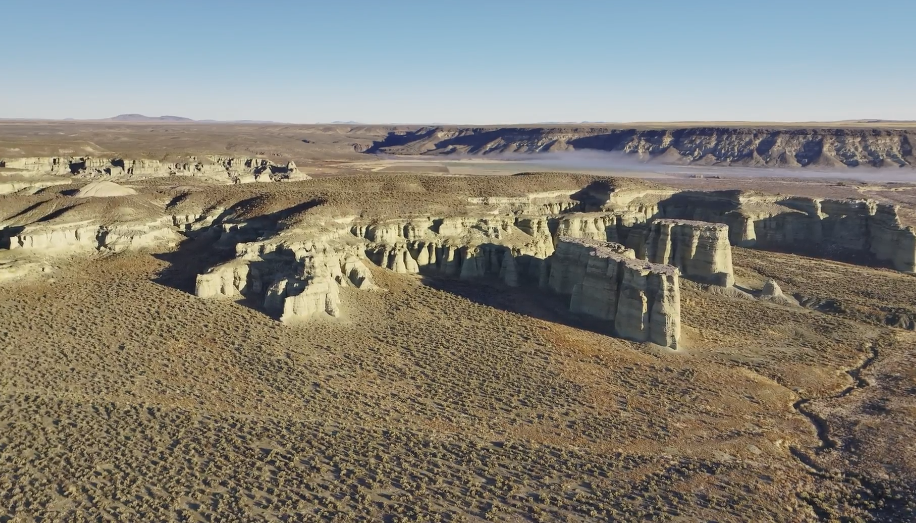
[106, 114, 195, 122]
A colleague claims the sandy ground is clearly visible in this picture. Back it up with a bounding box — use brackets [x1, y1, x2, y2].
[0, 239, 914, 520]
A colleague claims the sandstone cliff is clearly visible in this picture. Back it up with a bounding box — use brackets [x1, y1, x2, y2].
[5, 173, 909, 347]
[195, 229, 379, 322]
[656, 192, 916, 273]
[639, 219, 734, 287]
[6, 217, 179, 253]
[0, 155, 310, 183]
[366, 126, 916, 168]
[352, 214, 556, 285]
[543, 237, 680, 348]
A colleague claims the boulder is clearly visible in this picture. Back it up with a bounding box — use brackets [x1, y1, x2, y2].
[195, 261, 252, 299]
[759, 278, 798, 307]
[281, 277, 341, 322]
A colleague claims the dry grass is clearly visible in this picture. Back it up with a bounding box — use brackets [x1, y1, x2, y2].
[0, 242, 912, 520]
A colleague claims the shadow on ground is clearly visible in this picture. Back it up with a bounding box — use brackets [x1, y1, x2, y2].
[419, 274, 619, 339]
[151, 233, 236, 294]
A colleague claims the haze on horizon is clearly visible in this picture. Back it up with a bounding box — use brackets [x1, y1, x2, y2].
[1, 0, 913, 124]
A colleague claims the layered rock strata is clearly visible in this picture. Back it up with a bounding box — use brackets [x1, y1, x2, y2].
[549, 212, 734, 286]
[366, 126, 916, 168]
[195, 230, 378, 323]
[657, 192, 916, 273]
[352, 215, 556, 286]
[542, 237, 681, 348]
[553, 211, 647, 245]
[0, 155, 308, 183]
[5, 218, 179, 253]
[640, 219, 734, 287]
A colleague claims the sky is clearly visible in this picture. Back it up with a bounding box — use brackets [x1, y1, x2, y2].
[1, 0, 914, 124]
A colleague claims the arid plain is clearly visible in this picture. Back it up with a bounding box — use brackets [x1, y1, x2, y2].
[1, 121, 916, 522]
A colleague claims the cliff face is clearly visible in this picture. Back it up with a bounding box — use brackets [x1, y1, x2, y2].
[641, 220, 734, 287]
[657, 193, 916, 273]
[195, 230, 379, 323]
[544, 237, 681, 349]
[0, 155, 308, 183]
[8, 173, 913, 346]
[366, 126, 916, 168]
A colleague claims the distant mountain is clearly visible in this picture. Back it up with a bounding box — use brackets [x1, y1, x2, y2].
[107, 114, 195, 122]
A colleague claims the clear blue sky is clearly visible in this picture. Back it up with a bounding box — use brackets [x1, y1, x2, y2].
[2, 0, 913, 123]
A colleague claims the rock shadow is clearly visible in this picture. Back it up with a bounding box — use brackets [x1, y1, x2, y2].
[0, 226, 25, 249]
[419, 274, 618, 339]
[151, 233, 236, 294]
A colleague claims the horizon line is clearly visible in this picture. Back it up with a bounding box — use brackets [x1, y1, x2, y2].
[2, 117, 915, 127]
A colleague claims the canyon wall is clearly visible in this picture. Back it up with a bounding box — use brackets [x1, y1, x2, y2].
[366, 126, 916, 168]
[4, 174, 911, 348]
[0, 155, 308, 183]
[656, 193, 916, 273]
[549, 211, 735, 286]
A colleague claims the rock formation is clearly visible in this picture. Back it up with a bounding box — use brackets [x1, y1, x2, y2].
[280, 277, 341, 321]
[869, 204, 916, 273]
[5, 172, 914, 348]
[553, 212, 641, 245]
[543, 237, 680, 348]
[365, 126, 916, 168]
[761, 279, 781, 297]
[6, 218, 179, 253]
[640, 219, 734, 287]
[759, 278, 798, 307]
[367, 243, 420, 275]
[656, 192, 916, 273]
[195, 228, 379, 323]
[0, 155, 310, 184]
[351, 214, 555, 286]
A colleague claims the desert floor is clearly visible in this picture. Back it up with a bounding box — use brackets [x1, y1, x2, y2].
[0, 238, 914, 521]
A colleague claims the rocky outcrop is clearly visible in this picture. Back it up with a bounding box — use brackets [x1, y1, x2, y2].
[366, 238, 538, 288]
[366, 126, 916, 168]
[0, 176, 71, 195]
[195, 228, 379, 322]
[0, 155, 310, 183]
[640, 219, 734, 287]
[5, 222, 101, 251]
[5, 218, 179, 253]
[552, 211, 734, 286]
[870, 204, 916, 273]
[543, 237, 681, 349]
[367, 243, 420, 274]
[656, 192, 916, 273]
[279, 278, 341, 321]
[195, 261, 253, 299]
[759, 279, 798, 307]
[352, 214, 556, 285]
[553, 211, 649, 245]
